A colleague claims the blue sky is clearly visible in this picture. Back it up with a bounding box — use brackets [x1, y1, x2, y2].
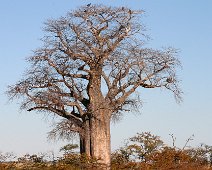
[0, 0, 212, 156]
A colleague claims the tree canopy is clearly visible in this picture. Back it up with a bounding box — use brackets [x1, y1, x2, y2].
[7, 4, 182, 167]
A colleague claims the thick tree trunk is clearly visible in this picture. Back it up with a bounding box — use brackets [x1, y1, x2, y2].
[80, 114, 111, 169]
[87, 70, 112, 169]
[90, 113, 111, 169]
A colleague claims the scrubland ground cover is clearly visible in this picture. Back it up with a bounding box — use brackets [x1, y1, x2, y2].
[1, 132, 212, 170]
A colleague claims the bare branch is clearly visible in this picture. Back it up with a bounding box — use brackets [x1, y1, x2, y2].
[48, 119, 82, 141]
[27, 106, 82, 125]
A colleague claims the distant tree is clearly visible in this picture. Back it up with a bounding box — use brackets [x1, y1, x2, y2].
[113, 132, 164, 163]
[60, 144, 79, 155]
[7, 4, 182, 168]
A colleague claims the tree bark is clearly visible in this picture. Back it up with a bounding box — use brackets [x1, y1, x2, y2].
[90, 113, 111, 169]
[87, 70, 112, 169]
[80, 119, 91, 156]
[80, 113, 111, 169]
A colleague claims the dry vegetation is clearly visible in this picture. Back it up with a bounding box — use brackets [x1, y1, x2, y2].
[1, 132, 212, 170]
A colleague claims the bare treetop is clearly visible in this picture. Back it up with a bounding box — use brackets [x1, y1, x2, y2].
[8, 4, 181, 121]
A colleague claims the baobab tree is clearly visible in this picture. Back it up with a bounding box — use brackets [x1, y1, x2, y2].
[7, 4, 182, 168]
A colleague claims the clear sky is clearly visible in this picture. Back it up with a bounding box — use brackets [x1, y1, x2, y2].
[0, 0, 212, 156]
